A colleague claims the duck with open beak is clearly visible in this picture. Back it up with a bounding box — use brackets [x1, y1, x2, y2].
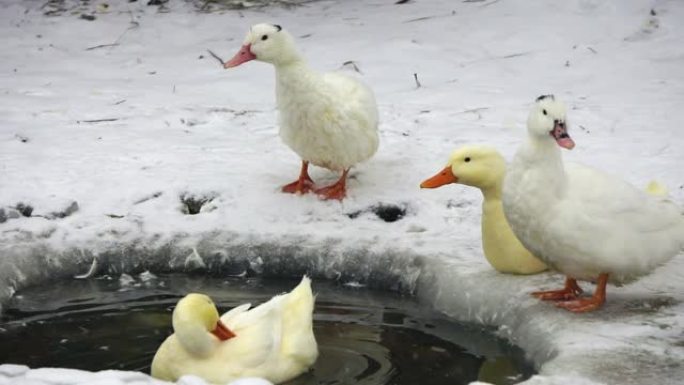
[551, 119, 575, 150]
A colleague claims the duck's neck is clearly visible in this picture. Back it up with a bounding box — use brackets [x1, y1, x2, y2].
[480, 181, 503, 201]
[274, 60, 320, 102]
[275, 60, 314, 85]
[520, 136, 567, 194]
[174, 323, 217, 358]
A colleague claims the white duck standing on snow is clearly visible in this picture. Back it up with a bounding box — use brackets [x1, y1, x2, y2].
[224, 23, 379, 200]
[503, 95, 684, 312]
[151, 277, 318, 384]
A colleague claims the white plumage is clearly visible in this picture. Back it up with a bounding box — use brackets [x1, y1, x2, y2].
[276, 70, 379, 171]
[503, 95, 684, 311]
[225, 23, 379, 200]
[151, 277, 318, 384]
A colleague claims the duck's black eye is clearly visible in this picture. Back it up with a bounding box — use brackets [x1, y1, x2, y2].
[464, 157, 471, 163]
[261, 35, 268, 41]
[542, 109, 548, 116]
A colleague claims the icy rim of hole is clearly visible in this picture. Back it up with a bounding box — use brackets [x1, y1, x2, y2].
[0, 232, 680, 385]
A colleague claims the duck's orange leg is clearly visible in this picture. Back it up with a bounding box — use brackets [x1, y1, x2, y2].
[532, 277, 583, 301]
[282, 161, 314, 194]
[314, 169, 349, 201]
[555, 273, 609, 313]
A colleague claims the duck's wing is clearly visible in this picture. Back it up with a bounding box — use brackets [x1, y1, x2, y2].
[220, 303, 251, 323]
[220, 300, 284, 369]
[322, 72, 378, 124]
[563, 163, 684, 235]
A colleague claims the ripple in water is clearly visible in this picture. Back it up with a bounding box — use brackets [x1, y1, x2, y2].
[0, 274, 535, 384]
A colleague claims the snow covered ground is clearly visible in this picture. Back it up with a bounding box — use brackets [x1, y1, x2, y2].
[1, 0, 683, 384]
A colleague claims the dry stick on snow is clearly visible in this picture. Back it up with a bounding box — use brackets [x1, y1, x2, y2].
[342, 60, 362, 73]
[501, 51, 532, 59]
[413, 73, 422, 88]
[453, 107, 489, 115]
[460, 51, 534, 66]
[86, 43, 119, 51]
[404, 14, 441, 23]
[78, 118, 119, 124]
[207, 49, 225, 67]
[480, 0, 503, 7]
[85, 12, 139, 51]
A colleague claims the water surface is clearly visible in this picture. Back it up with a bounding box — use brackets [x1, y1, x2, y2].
[0, 274, 534, 384]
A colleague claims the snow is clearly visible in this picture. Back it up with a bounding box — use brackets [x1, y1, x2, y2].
[0, 0, 683, 384]
[0, 365, 272, 385]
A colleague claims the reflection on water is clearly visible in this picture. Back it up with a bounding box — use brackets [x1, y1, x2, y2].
[0, 274, 534, 384]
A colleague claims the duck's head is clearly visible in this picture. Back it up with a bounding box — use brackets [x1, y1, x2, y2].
[527, 95, 575, 150]
[421, 145, 507, 190]
[172, 293, 235, 356]
[224, 23, 299, 68]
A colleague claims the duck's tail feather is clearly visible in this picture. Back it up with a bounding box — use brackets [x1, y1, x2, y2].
[645, 180, 669, 197]
[281, 276, 318, 362]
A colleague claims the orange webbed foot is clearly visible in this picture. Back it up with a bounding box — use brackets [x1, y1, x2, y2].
[314, 169, 349, 201]
[532, 277, 583, 301]
[314, 183, 346, 201]
[554, 297, 605, 313]
[541, 273, 609, 313]
[282, 178, 314, 194]
[282, 161, 314, 195]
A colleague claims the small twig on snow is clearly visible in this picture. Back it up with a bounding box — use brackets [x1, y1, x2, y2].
[413, 73, 422, 88]
[78, 118, 119, 124]
[456, 107, 489, 114]
[480, 0, 502, 7]
[84, 13, 138, 51]
[341, 60, 362, 73]
[207, 49, 225, 66]
[404, 14, 440, 23]
[587, 46, 598, 54]
[501, 51, 532, 59]
[85, 43, 119, 51]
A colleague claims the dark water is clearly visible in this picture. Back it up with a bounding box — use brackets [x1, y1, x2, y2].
[0, 274, 534, 385]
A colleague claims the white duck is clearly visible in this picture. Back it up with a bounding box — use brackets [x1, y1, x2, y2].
[503, 95, 684, 312]
[421, 145, 547, 275]
[224, 23, 379, 200]
[151, 277, 318, 384]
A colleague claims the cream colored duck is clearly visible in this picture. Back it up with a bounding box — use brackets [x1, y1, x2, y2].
[151, 276, 318, 384]
[224, 23, 379, 200]
[503, 95, 684, 312]
[421, 145, 547, 275]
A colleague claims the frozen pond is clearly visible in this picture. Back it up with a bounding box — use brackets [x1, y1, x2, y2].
[0, 275, 534, 385]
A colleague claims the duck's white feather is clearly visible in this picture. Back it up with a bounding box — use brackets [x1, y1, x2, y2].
[151, 277, 317, 384]
[276, 64, 379, 171]
[504, 138, 684, 284]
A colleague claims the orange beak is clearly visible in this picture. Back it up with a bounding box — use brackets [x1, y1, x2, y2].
[210, 319, 236, 341]
[420, 166, 457, 188]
